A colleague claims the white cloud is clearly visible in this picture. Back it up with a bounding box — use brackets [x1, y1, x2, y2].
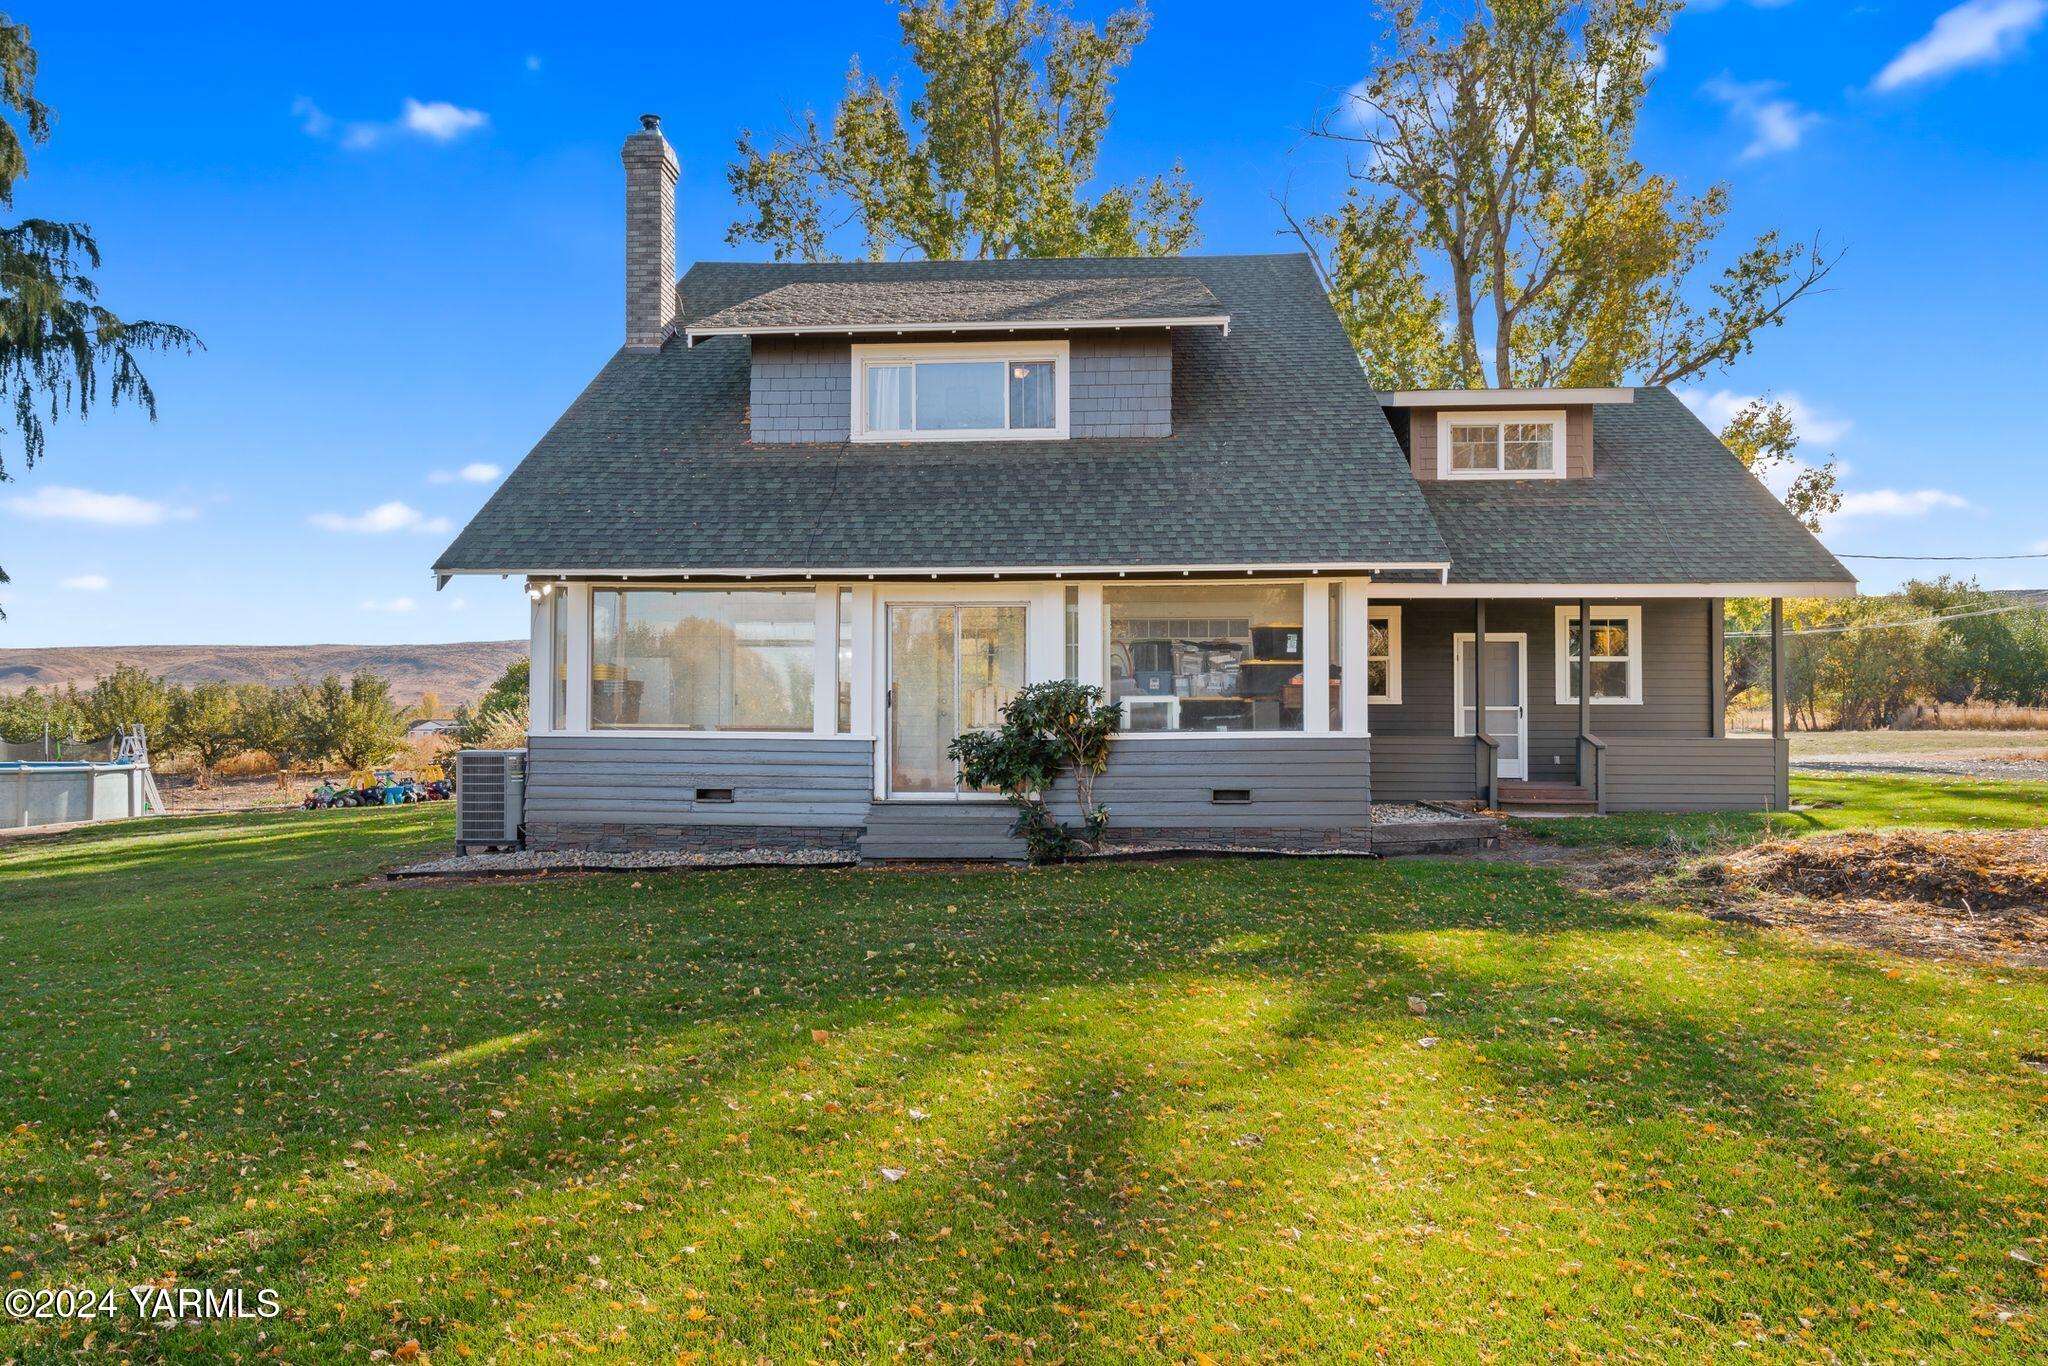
[400, 99, 489, 142]
[309, 501, 453, 535]
[427, 462, 502, 485]
[1702, 76, 1820, 159]
[525, 55, 543, 72]
[4, 485, 197, 527]
[1874, 0, 2046, 91]
[59, 574, 110, 591]
[1831, 488, 1972, 519]
[360, 597, 418, 613]
[295, 96, 489, 150]
[1679, 388, 1852, 446]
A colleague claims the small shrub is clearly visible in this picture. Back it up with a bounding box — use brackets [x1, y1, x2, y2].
[949, 680, 1121, 865]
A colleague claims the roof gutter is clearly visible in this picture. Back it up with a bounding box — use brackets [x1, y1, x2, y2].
[434, 559, 1451, 590]
[683, 314, 1233, 346]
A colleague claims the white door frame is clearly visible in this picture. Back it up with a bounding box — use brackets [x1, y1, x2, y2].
[1452, 631, 1529, 781]
[882, 599, 1029, 800]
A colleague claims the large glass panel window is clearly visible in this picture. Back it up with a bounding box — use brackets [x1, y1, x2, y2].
[1064, 585, 1081, 680]
[1556, 605, 1643, 704]
[854, 342, 1068, 440]
[549, 591, 568, 731]
[1438, 412, 1563, 478]
[1105, 584, 1307, 733]
[591, 588, 816, 731]
[835, 587, 854, 733]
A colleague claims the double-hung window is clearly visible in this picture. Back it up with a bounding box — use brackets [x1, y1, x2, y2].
[852, 340, 1070, 441]
[1555, 605, 1643, 704]
[1438, 411, 1565, 479]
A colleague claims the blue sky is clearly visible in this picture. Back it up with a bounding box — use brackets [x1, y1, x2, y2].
[0, 0, 2043, 647]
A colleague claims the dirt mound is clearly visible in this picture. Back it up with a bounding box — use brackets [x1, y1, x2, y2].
[1696, 830, 2048, 966]
[1726, 830, 2048, 913]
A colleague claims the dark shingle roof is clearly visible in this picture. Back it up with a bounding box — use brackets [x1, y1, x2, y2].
[685, 275, 1227, 336]
[435, 254, 1449, 575]
[1419, 386, 1854, 585]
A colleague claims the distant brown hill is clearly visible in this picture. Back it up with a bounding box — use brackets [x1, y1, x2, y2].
[0, 641, 526, 707]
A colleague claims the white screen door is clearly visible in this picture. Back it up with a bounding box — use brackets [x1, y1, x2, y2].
[887, 604, 1026, 796]
[1454, 633, 1528, 780]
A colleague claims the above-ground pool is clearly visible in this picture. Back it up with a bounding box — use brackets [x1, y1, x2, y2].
[0, 761, 164, 829]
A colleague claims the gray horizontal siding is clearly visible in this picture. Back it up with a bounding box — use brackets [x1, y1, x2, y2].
[1049, 736, 1369, 830]
[1601, 737, 1785, 812]
[1371, 599, 1714, 783]
[525, 735, 873, 827]
[1367, 735, 1478, 803]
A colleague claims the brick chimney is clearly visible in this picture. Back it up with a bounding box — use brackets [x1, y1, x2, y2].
[622, 113, 679, 351]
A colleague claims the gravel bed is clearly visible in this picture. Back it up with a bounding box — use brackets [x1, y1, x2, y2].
[1371, 800, 1489, 826]
[389, 847, 858, 878]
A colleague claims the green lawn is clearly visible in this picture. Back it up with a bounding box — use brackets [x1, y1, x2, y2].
[2, 787, 2045, 1361]
[1513, 772, 2048, 850]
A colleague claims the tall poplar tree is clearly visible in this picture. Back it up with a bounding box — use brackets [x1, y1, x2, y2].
[728, 0, 1199, 261]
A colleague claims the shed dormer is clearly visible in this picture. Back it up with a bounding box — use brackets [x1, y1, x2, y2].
[684, 276, 1231, 446]
[1380, 388, 1632, 481]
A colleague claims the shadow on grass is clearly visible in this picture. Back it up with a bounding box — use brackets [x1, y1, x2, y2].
[3, 822, 2043, 1359]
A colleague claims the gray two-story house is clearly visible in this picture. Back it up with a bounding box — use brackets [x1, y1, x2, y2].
[433, 116, 1853, 858]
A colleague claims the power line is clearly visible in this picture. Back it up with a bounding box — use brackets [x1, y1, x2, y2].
[1835, 551, 2048, 561]
[1726, 600, 2039, 638]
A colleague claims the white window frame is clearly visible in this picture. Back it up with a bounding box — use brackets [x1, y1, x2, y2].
[1437, 410, 1566, 481]
[851, 339, 1071, 443]
[1554, 604, 1644, 705]
[1366, 605, 1403, 704]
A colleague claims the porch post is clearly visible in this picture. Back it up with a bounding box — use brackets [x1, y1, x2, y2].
[1474, 600, 1494, 806]
[1708, 597, 1726, 738]
[1302, 579, 1331, 735]
[812, 584, 839, 736]
[527, 588, 552, 734]
[564, 583, 593, 733]
[1770, 595, 1788, 811]
[1576, 597, 1592, 784]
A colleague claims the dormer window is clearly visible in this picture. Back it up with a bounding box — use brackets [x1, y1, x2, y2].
[1437, 410, 1564, 480]
[852, 340, 1070, 442]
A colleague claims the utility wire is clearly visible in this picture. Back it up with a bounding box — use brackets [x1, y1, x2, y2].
[1835, 551, 2048, 560]
[1726, 600, 2039, 638]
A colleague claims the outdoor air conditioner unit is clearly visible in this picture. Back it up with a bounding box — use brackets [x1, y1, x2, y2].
[455, 749, 526, 853]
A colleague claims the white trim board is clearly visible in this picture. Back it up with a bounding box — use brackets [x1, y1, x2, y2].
[1381, 387, 1632, 407]
[449, 561, 1455, 584]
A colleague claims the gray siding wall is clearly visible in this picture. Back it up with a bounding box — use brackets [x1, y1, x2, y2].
[749, 339, 852, 443]
[1366, 736, 1479, 803]
[1370, 599, 1714, 785]
[1601, 737, 1786, 812]
[1048, 735, 1370, 831]
[524, 735, 873, 829]
[747, 333, 1171, 443]
[1069, 335, 1172, 438]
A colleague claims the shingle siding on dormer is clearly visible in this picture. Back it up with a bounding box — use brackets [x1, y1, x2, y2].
[747, 332, 1172, 444]
[749, 339, 852, 443]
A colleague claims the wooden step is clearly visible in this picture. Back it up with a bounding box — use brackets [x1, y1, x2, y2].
[1495, 780, 1597, 812]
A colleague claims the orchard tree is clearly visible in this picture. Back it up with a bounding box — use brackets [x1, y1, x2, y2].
[306, 672, 407, 774]
[0, 18, 199, 604]
[729, 0, 1198, 261]
[1295, 0, 1838, 517]
[73, 664, 171, 746]
[167, 681, 245, 787]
